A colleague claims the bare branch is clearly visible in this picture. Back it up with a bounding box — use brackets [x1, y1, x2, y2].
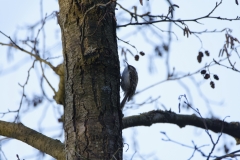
[0, 120, 64, 160]
[214, 149, 240, 160]
[0, 31, 55, 71]
[40, 62, 57, 94]
[122, 110, 240, 139]
[117, 0, 240, 28]
[160, 132, 210, 159]
[15, 60, 37, 122]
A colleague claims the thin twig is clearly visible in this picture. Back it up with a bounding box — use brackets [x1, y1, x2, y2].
[40, 62, 56, 94]
[0, 32, 55, 71]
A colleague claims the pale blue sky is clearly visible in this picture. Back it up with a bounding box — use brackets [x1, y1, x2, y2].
[0, 0, 240, 159]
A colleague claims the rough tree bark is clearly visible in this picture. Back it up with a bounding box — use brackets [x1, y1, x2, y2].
[58, 0, 122, 159]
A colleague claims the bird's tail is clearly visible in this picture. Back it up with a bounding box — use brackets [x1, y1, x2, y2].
[120, 94, 128, 110]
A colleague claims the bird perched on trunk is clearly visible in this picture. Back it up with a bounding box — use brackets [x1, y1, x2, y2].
[120, 61, 138, 109]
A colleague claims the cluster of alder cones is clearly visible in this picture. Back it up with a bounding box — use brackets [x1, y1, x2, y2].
[200, 69, 219, 89]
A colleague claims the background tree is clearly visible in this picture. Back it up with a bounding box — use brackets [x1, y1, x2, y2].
[0, 0, 240, 160]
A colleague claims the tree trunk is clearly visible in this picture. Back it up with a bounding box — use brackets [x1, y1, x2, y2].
[58, 0, 122, 159]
